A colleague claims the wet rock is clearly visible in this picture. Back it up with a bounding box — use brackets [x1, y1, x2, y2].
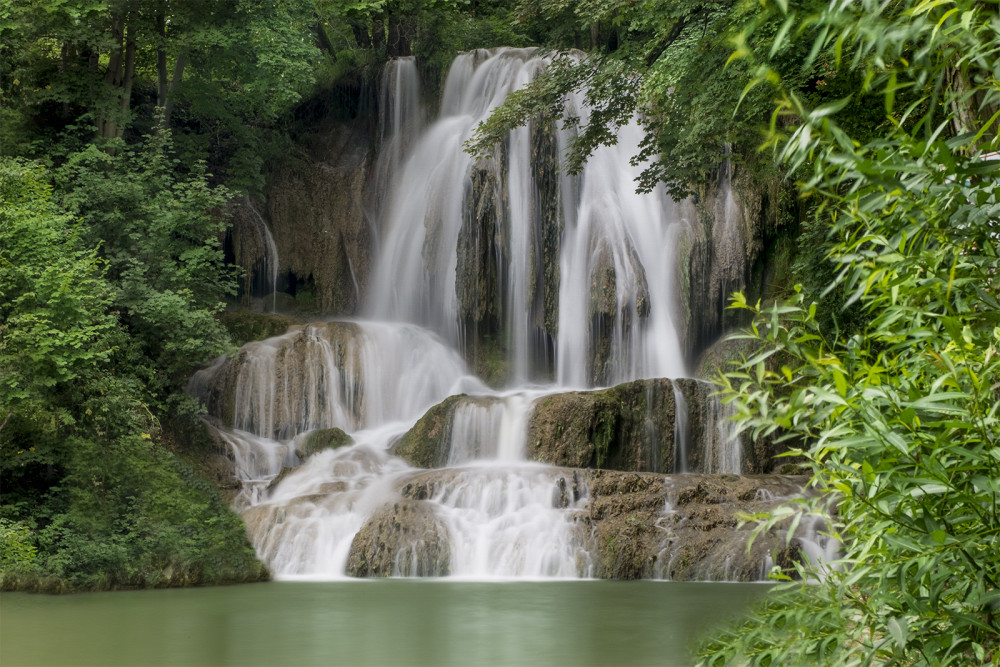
[340, 467, 816, 582]
[296, 428, 354, 459]
[456, 158, 512, 387]
[674, 376, 797, 475]
[189, 322, 363, 437]
[393, 396, 464, 469]
[586, 471, 811, 581]
[263, 119, 373, 315]
[347, 500, 452, 577]
[682, 165, 801, 366]
[393, 395, 505, 468]
[265, 467, 297, 494]
[527, 378, 676, 473]
[218, 311, 303, 349]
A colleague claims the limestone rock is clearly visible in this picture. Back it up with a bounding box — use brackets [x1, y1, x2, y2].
[346, 499, 452, 577]
[296, 427, 354, 459]
[263, 119, 373, 315]
[586, 471, 811, 581]
[526, 378, 676, 473]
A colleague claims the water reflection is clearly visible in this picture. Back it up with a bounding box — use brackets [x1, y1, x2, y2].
[2, 581, 769, 666]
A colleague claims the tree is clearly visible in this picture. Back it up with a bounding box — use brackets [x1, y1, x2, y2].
[53, 128, 235, 403]
[0, 158, 116, 476]
[467, 0, 866, 200]
[696, 0, 1000, 663]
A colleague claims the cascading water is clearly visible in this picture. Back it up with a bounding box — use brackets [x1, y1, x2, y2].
[672, 384, 690, 473]
[373, 57, 423, 217]
[703, 393, 742, 475]
[197, 48, 820, 581]
[367, 48, 688, 385]
[243, 196, 280, 313]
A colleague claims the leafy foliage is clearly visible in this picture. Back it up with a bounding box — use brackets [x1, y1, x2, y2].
[0, 159, 116, 476]
[0, 157, 265, 591]
[54, 128, 235, 402]
[467, 0, 872, 200]
[697, 0, 1000, 663]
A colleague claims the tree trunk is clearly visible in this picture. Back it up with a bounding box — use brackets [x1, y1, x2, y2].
[387, 16, 409, 57]
[116, 27, 137, 139]
[60, 42, 71, 118]
[351, 22, 371, 49]
[947, 66, 978, 141]
[157, 13, 168, 108]
[98, 11, 124, 138]
[162, 51, 187, 128]
[313, 19, 336, 55]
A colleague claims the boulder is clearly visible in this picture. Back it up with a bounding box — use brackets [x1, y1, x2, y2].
[526, 378, 676, 473]
[296, 428, 354, 459]
[346, 499, 451, 577]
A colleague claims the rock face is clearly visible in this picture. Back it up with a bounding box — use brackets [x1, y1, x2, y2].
[188, 322, 363, 438]
[393, 395, 468, 469]
[457, 159, 510, 385]
[453, 115, 564, 385]
[683, 165, 801, 363]
[391, 377, 787, 475]
[264, 118, 373, 315]
[588, 471, 806, 581]
[297, 427, 354, 458]
[346, 499, 451, 577]
[340, 467, 811, 581]
[527, 379, 676, 472]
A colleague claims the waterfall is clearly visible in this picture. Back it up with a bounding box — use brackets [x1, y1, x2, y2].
[373, 57, 423, 217]
[672, 384, 690, 473]
[367, 48, 687, 384]
[243, 197, 280, 313]
[711, 148, 749, 331]
[703, 393, 742, 474]
[447, 394, 533, 464]
[203, 322, 483, 439]
[421, 467, 593, 578]
[190, 48, 821, 582]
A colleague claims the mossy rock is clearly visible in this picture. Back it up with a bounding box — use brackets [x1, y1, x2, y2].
[393, 395, 466, 468]
[346, 499, 451, 577]
[526, 378, 676, 473]
[219, 310, 302, 348]
[586, 471, 812, 581]
[296, 427, 354, 458]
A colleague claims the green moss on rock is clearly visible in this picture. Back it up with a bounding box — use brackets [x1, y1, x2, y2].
[526, 378, 676, 473]
[296, 427, 354, 458]
[219, 310, 302, 348]
[393, 395, 466, 468]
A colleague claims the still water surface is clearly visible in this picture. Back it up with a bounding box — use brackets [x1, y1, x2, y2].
[2, 580, 768, 666]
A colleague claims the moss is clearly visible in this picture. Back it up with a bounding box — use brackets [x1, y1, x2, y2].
[297, 427, 354, 458]
[218, 310, 301, 348]
[394, 395, 466, 468]
[469, 333, 509, 389]
[527, 378, 676, 473]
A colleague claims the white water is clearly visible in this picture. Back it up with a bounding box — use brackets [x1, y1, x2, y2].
[673, 384, 690, 473]
[367, 48, 688, 383]
[422, 466, 593, 578]
[244, 196, 280, 313]
[221, 322, 482, 439]
[703, 392, 742, 474]
[199, 49, 779, 580]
